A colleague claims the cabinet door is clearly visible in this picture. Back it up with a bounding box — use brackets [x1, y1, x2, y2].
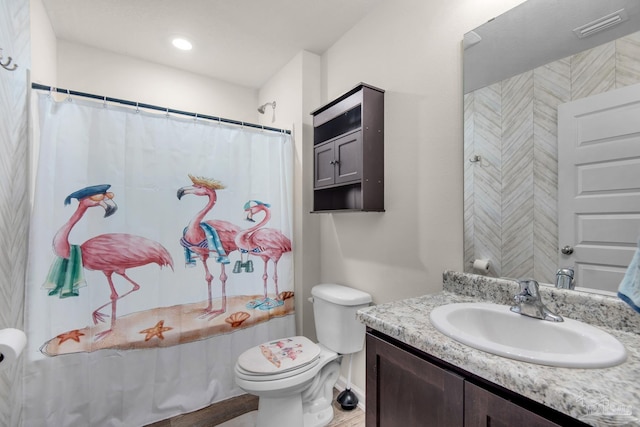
[464, 382, 562, 427]
[366, 333, 464, 427]
[314, 142, 336, 188]
[335, 131, 362, 185]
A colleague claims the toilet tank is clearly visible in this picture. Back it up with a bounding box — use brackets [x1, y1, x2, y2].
[311, 284, 372, 354]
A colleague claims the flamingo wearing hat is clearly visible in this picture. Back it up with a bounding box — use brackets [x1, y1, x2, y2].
[45, 184, 174, 340]
[178, 175, 241, 319]
[235, 200, 291, 310]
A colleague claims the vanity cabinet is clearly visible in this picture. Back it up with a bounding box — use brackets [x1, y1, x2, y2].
[366, 331, 584, 427]
[366, 329, 464, 425]
[464, 382, 561, 427]
[310, 83, 384, 212]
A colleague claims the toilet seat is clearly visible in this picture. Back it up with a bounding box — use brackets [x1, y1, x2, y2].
[236, 357, 321, 381]
[236, 336, 322, 381]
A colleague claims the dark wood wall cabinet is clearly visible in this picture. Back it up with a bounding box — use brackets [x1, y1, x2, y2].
[310, 83, 384, 212]
[366, 331, 589, 427]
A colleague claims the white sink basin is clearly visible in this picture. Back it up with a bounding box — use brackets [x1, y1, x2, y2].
[430, 302, 627, 368]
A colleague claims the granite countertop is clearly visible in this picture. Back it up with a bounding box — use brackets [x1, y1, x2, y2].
[357, 271, 640, 427]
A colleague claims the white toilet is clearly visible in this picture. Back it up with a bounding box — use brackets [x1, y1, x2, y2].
[235, 283, 372, 427]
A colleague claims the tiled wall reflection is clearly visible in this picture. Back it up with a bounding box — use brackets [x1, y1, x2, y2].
[464, 31, 640, 283]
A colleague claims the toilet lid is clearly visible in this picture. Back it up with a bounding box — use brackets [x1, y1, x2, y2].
[237, 336, 321, 375]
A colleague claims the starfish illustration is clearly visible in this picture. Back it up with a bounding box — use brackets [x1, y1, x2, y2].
[139, 320, 173, 342]
[56, 329, 85, 345]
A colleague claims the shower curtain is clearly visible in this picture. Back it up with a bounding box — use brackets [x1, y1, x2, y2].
[24, 92, 295, 426]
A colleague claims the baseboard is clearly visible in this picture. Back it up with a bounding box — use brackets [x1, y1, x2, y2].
[335, 375, 366, 412]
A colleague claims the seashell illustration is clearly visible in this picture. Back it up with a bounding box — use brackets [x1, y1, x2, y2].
[278, 291, 295, 301]
[225, 311, 251, 327]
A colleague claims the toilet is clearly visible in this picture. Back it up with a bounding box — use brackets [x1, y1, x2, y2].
[235, 283, 372, 427]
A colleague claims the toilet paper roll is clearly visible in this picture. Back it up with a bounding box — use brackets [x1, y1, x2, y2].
[473, 259, 491, 272]
[0, 328, 27, 369]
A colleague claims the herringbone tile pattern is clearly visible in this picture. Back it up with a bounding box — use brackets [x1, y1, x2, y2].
[463, 92, 476, 267]
[0, 0, 30, 425]
[501, 71, 534, 280]
[617, 31, 640, 88]
[533, 59, 569, 282]
[468, 84, 502, 277]
[571, 42, 616, 100]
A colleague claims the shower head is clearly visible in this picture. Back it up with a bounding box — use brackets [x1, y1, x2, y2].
[257, 101, 276, 114]
[257, 101, 277, 123]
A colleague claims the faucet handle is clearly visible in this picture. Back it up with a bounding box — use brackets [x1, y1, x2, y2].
[516, 278, 540, 296]
[510, 278, 564, 322]
[556, 268, 575, 289]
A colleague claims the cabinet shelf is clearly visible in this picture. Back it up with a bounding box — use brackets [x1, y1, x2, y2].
[310, 83, 384, 213]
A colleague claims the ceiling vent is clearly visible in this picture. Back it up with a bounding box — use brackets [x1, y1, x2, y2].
[573, 9, 629, 39]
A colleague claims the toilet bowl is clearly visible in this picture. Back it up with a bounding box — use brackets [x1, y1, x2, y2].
[234, 284, 372, 427]
[236, 337, 341, 427]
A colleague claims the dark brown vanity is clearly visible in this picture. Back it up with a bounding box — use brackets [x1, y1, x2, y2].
[366, 330, 587, 426]
[358, 271, 640, 427]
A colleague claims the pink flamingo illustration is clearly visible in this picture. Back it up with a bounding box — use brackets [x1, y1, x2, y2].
[235, 200, 291, 310]
[46, 184, 174, 340]
[178, 175, 241, 319]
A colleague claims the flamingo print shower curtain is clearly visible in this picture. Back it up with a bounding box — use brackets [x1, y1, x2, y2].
[24, 92, 295, 426]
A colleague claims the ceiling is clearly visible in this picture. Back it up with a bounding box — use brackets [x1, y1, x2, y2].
[42, 0, 383, 89]
[464, 0, 640, 92]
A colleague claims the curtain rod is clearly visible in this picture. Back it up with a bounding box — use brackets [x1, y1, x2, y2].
[31, 83, 291, 135]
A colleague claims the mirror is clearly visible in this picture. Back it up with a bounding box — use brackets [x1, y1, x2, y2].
[463, 0, 640, 290]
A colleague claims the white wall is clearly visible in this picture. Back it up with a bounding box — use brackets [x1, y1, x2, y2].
[257, 51, 322, 337]
[318, 0, 528, 396]
[30, 0, 57, 85]
[55, 40, 258, 123]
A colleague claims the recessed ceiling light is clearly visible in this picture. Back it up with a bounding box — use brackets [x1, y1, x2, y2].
[172, 38, 192, 51]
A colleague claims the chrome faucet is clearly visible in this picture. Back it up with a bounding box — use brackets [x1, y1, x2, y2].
[555, 268, 575, 290]
[510, 278, 563, 322]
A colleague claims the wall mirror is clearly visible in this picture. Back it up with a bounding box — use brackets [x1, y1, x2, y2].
[463, 0, 640, 292]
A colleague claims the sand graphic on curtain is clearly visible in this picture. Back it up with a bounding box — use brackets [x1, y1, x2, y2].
[39, 174, 293, 356]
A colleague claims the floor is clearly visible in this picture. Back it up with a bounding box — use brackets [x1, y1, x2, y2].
[218, 397, 365, 427]
[147, 388, 365, 427]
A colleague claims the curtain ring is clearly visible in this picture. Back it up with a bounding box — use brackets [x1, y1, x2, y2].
[135, 102, 140, 113]
[48, 86, 54, 99]
[193, 113, 198, 123]
[103, 96, 107, 108]
[166, 107, 170, 118]
[66, 89, 72, 102]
